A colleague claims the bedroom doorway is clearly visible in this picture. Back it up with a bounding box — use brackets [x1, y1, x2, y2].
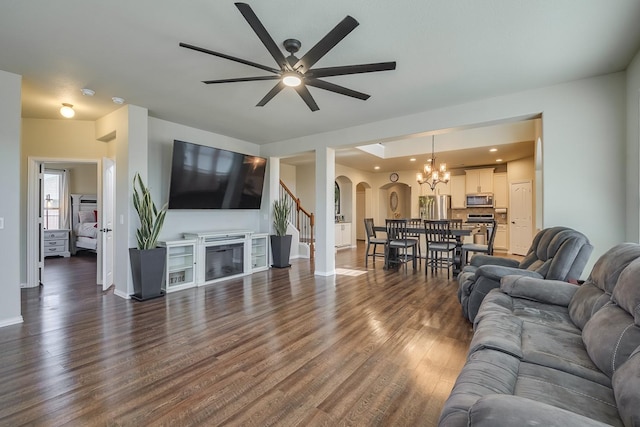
[27, 157, 113, 289]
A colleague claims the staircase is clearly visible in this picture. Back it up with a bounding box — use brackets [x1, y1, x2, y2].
[279, 180, 314, 259]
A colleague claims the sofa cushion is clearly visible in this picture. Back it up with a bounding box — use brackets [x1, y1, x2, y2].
[582, 257, 640, 379]
[582, 303, 640, 379]
[475, 289, 579, 335]
[519, 227, 592, 281]
[468, 395, 614, 427]
[471, 308, 610, 386]
[569, 243, 640, 329]
[612, 346, 640, 427]
[438, 349, 623, 427]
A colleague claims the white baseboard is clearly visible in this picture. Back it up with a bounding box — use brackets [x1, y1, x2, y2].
[0, 316, 24, 328]
[114, 289, 131, 300]
[314, 269, 335, 277]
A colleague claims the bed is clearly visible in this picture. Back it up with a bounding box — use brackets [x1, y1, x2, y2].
[71, 194, 99, 253]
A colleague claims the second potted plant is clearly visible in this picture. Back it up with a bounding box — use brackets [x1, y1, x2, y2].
[270, 199, 292, 268]
[129, 173, 168, 301]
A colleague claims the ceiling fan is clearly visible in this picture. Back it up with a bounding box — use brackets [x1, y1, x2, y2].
[179, 2, 396, 111]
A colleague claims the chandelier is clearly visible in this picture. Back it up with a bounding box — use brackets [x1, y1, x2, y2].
[416, 135, 450, 191]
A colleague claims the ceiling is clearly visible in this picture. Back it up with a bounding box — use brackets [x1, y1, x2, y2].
[282, 119, 537, 172]
[2, 1, 640, 146]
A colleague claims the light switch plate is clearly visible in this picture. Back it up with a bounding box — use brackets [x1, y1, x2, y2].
[0, 217, 4, 229]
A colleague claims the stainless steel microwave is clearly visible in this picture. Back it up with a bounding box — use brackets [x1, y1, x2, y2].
[466, 193, 494, 208]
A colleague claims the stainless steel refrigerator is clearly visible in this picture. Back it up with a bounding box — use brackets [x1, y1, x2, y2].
[419, 195, 451, 220]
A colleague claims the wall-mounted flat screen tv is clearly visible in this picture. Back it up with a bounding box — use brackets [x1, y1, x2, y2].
[168, 140, 267, 209]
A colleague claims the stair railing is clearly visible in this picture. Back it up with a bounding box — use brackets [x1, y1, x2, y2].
[279, 180, 314, 259]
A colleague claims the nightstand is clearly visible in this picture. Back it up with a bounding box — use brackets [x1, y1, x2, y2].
[43, 229, 70, 258]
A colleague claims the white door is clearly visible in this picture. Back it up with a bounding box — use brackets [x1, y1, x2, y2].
[101, 158, 115, 291]
[509, 181, 533, 255]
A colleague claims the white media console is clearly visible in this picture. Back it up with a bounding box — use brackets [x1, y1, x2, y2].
[181, 230, 268, 287]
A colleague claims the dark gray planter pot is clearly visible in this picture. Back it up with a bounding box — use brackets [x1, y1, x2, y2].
[270, 235, 292, 268]
[129, 247, 167, 301]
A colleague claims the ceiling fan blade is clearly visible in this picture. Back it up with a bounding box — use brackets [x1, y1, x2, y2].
[294, 16, 359, 72]
[256, 81, 285, 107]
[180, 42, 279, 74]
[203, 76, 280, 84]
[294, 85, 320, 111]
[234, 3, 289, 70]
[310, 62, 396, 78]
[306, 79, 370, 100]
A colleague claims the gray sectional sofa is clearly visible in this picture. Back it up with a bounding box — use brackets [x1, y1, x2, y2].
[439, 243, 640, 426]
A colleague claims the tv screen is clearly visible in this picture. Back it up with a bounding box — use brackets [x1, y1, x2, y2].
[168, 140, 267, 209]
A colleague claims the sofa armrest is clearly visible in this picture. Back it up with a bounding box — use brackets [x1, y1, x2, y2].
[475, 265, 543, 283]
[468, 395, 612, 427]
[500, 275, 580, 306]
[470, 254, 520, 268]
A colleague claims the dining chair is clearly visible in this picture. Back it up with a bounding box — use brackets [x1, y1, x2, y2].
[424, 219, 457, 279]
[364, 218, 387, 267]
[406, 218, 423, 264]
[460, 219, 497, 266]
[447, 218, 463, 244]
[385, 219, 418, 272]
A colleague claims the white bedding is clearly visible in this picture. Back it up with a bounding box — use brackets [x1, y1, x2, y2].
[75, 222, 98, 238]
[76, 236, 98, 250]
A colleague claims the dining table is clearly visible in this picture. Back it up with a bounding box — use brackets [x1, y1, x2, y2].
[373, 223, 478, 275]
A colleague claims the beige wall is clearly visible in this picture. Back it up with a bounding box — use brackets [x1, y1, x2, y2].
[45, 162, 98, 195]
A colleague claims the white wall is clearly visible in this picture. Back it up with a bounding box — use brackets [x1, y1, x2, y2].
[626, 49, 640, 242]
[147, 117, 265, 241]
[0, 70, 22, 327]
[263, 72, 628, 275]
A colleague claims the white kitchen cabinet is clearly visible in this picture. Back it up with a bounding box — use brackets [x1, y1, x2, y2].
[251, 233, 269, 272]
[450, 175, 466, 209]
[494, 224, 508, 251]
[159, 239, 197, 293]
[493, 173, 508, 208]
[335, 223, 352, 248]
[465, 168, 495, 194]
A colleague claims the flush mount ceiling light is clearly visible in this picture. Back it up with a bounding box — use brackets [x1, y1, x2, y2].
[59, 103, 75, 118]
[112, 97, 125, 105]
[81, 88, 95, 96]
[416, 135, 450, 191]
[281, 71, 302, 87]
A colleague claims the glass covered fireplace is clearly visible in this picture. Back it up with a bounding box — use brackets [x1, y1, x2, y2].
[205, 242, 244, 282]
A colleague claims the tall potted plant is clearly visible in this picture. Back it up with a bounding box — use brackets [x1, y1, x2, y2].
[129, 173, 168, 301]
[270, 199, 292, 268]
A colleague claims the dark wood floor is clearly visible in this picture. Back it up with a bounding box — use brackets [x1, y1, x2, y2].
[0, 243, 474, 426]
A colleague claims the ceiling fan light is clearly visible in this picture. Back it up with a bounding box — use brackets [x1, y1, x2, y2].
[282, 72, 302, 87]
[60, 103, 75, 118]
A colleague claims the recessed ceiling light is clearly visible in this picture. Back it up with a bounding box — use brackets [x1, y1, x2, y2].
[374, 166, 380, 170]
[112, 97, 125, 105]
[489, 148, 498, 152]
[496, 158, 503, 162]
[409, 158, 416, 162]
[81, 88, 95, 96]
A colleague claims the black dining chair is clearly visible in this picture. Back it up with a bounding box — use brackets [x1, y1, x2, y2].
[424, 219, 457, 279]
[364, 218, 387, 267]
[385, 219, 418, 272]
[461, 219, 497, 266]
[407, 218, 423, 264]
